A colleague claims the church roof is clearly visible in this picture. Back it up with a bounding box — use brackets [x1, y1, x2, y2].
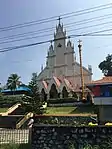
[64, 78, 73, 89]
[42, 80, 48, 89]
[53, 76, 61, 87]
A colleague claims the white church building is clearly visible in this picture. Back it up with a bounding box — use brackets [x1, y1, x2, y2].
[37, 21, 92, 100]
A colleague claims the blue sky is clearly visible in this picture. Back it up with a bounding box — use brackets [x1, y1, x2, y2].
[0, 0, 112, 85]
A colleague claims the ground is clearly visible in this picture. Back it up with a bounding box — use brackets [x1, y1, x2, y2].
[0, 108, 8, 113]
[0, 105, 96, 115]
[46, 105, 96, 115]
[0, 144, 30, 149]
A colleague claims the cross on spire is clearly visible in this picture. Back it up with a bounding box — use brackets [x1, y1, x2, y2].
[78, 39, 82, 45]
[78, 39, 82, 49]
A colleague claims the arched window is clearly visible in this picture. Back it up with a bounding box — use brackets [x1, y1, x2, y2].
[62, 86, 68, 98]
[50, 84, 58, 99]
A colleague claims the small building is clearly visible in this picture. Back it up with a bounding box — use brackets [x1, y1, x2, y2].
[87, 76, 112, 104]
[1, 85, 32, 96]
[87, 76, 112, 124]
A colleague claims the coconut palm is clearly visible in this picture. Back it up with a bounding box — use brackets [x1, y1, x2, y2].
[7, 74, 21, 93]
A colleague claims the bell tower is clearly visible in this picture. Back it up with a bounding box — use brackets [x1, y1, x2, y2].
[54, 17, 66, 66]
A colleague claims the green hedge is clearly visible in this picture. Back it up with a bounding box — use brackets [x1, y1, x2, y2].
[47, 98, 78, 104]
[0, 96, 23, 107]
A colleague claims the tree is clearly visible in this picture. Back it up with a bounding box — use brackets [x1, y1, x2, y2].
[0, 83, 2, 92]
[99, 54, 112, 76]
[0, 83, 2, 98]
[28, 73, 39, 97]
[22, 73, 44, 114]
[6, 74, 21, 92]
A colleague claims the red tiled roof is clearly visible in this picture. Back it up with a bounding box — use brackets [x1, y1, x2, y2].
[64, 78, 72, 89]
[42, 81, 48, 89]
[87, 76, 112, 85]
[53, 76, 61, 87]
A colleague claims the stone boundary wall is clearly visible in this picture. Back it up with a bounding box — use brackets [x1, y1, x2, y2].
[32, 125, 112, 149]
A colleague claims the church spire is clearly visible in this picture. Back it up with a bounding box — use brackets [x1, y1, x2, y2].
[58, 16, 61, 25]
[54, 16, 65, 39]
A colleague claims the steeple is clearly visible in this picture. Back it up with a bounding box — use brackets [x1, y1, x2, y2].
[54, 16, 66, 39]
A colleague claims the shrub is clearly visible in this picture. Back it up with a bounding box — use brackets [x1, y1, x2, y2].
[0, 143, 30, 149]
[48, 98, 78, 104]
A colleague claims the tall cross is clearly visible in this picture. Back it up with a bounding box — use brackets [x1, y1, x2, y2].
[78, 39, 82, 46]
[58, 16, 62, 24]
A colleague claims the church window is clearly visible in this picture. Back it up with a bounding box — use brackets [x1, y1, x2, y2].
[62, 86, 68, 98]
[57, 43, 62, 47]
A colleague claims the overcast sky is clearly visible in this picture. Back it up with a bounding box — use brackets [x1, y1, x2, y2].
[0, 0, 112, 85]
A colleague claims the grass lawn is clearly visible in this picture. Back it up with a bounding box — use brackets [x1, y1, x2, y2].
[46, 106, 96, 115]
[46, 107, 76, 114]
[0, 108, 8, 113]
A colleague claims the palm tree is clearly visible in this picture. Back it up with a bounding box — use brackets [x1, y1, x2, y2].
[7, 74, 21, 94]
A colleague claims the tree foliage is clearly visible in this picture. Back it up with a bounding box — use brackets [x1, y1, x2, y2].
[6, 74, 21, 91]
[99, 54, 112, 76]
[22, 73, 44, 114]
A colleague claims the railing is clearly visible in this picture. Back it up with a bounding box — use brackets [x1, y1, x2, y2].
[0, 103, 21, 116]
[16, 112, 33, 129]
[0, 129, 29, 144]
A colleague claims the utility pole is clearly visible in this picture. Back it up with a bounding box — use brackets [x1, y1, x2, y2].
[78, 40, 85, 100]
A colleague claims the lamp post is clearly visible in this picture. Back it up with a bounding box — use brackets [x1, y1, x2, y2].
[78, 40, 85, 100]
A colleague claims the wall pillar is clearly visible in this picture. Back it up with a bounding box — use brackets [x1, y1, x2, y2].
[68, 91, 72, 98]
[60, 92, 63, 98]
[47, 94, 50, 100]
[76, 93, 80, 101]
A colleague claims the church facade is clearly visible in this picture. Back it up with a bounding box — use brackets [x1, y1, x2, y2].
[37, 22, 92, 100]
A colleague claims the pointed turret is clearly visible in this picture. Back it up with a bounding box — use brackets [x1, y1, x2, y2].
[54, 17, 66, 39]
[49, 43, 53, 52]
[88, 65, 92, 73]
[67, 40, 72, 47]
[46, 41, 55, 68]
[41, 64, 43, 71]
[66, 39, 74, 52]
[48, 42, 54, 56]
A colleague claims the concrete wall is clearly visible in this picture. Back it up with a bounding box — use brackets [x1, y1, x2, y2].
[32, 125, 112, 149]
[98, 105, 112, 123]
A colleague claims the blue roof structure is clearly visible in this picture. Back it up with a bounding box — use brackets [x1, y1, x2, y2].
[1, 86, 31, 93]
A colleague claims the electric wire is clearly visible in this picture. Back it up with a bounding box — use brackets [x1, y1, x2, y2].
[0, 3, 112, 32]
